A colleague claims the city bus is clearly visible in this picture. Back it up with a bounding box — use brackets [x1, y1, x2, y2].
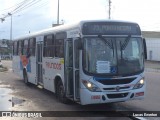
[12, 20, 147, 105]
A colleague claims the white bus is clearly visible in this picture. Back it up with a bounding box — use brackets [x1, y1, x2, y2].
[12, 20, 147, 105]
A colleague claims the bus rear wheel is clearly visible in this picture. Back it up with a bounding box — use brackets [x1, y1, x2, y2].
[23, 71, 29, 85]
[57, 81, 68, 104]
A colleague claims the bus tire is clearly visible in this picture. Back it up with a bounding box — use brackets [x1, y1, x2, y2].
[57, 81, 68, 104]
[23, 70, 29, 85]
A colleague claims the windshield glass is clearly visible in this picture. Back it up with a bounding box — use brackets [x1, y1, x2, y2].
[83, 37, 144, 75]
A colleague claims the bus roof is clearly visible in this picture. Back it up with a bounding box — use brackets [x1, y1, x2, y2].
[13, 20, 140, 41]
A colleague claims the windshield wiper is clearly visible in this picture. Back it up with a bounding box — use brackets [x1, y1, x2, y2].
[121, 35, 131, 50]
[98, 35, 113, 49]
[119, 35, 131, 59]
[98, 35, 114, 57]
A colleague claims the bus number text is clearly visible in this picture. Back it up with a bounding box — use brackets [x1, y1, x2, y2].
[46, 62, 61, 70]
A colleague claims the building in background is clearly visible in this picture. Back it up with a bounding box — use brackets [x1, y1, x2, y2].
[142, 31, 160, 61]
[0, 39, 12, 59]
[0, 39, 8, 47]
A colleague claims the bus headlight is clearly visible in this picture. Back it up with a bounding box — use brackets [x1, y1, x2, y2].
[82, 80, 101, 92]
[133, 78, 144, 89]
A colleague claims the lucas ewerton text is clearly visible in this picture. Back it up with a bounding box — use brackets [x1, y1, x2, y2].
[133, 112, 157, 117]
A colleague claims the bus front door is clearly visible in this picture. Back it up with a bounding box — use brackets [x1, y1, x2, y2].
[36, 41, 43, 85]
[65, 39, 80, 101]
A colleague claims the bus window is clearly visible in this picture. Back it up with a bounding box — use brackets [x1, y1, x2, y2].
[18, 41, 22, 55]
[43, 35, 54, 57]
[17, 41, 19, 55]
[13, 41, 17, 55]
[13, 42, 14, 55]
[29, 38, 36, 56]
[22, 39, 28, 55]
[21, 40, 24, 55]
[55, 32, 66, 58]
[55, 39, 64, 58]
[74, 39, 80, 69]
[13, 41, 16, 55]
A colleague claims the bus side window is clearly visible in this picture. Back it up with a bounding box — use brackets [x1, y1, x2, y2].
[16, 41, 19, 55]
[29, 38, 36, 56]
[43, 34, 54, 57]
[18, 41, 22, 55]
[55, 32, 66, 58]
[23, 39, 29, 56]
[21, 40, 24, 55]
[13, 42, 15, 55]
[55, 39, 64, 58]
[13, 41, 18, 55]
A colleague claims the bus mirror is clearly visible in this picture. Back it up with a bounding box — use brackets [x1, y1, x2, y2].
[143, 38, 147, 60]
[75, 39, 82, 50]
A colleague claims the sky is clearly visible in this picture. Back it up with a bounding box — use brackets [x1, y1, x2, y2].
[0, 0, 160, 39]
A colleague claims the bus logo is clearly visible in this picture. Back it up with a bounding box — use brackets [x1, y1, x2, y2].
[115, 86, 120, 91]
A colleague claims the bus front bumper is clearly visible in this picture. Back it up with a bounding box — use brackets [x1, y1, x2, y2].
[80, 87, 145, 105]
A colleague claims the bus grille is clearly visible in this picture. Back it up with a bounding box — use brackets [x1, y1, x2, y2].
[107, 93, 128, 99]
[96, 77, 136, 85]
[103, 86, 130, 91]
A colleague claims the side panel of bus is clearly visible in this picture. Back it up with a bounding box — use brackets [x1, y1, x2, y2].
[43, 58, 64, 92]
[42, 33, 65, 92]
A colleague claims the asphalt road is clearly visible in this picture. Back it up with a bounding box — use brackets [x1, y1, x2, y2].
[0, 60, 160, 120]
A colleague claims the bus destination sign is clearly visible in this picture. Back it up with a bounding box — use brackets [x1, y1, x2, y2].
[82, 22, 141, 35]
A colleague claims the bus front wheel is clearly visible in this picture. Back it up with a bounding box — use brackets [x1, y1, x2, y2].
[57, 81, 68, 104]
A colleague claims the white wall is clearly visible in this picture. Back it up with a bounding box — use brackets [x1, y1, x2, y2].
[146, 38, 160, 61]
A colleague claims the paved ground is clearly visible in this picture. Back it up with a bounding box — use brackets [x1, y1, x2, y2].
[145, 60, 160, 69]
[145, 60, 160, 72]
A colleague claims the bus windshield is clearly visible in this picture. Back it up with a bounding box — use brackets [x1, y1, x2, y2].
[83, 37, 144, 75]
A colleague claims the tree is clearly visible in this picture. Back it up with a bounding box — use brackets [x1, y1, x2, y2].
[2, 40, 5, 44]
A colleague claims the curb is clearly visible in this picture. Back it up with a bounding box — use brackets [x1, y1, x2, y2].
[145, 68, 160, 73]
